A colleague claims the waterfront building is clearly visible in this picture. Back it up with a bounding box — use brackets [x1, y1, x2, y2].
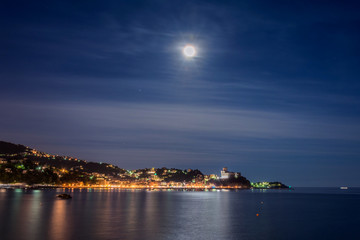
[220, 167, 241, 179]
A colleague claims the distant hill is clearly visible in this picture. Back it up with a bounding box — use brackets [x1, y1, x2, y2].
[0, 141, 27, 154]
[0, 140, 254, 189]
[0, 140, 126, 176]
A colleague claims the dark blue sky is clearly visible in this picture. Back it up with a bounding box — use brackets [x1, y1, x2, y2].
[1, 0, 360, 186]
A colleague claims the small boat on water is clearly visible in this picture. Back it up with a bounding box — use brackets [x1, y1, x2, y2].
[340, 187, 348, 190]
[57, 194, 72, 199]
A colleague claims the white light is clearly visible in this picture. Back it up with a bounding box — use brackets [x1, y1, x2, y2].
[183, 45, 196, 57]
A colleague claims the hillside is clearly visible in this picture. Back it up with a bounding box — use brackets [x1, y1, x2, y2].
[0, 140, 252, 188]
[0, 141, 126, 176]
[0, 141, 27, 154]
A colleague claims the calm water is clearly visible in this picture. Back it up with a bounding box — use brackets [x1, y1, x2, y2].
[0, 188, 359, 240]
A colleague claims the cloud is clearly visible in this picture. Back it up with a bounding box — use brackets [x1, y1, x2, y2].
[1, 100, 360, 150]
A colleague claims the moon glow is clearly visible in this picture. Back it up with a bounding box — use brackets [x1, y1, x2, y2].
[183, 45, 196, 57]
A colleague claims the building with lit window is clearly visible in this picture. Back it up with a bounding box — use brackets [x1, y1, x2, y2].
[220, 167, 241, 179]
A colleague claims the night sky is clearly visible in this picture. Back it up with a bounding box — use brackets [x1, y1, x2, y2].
[1, 0, 360, 187]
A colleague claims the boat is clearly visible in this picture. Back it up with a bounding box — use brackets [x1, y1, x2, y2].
[57, 194, 72, 199]
[340, 187, 348, 190]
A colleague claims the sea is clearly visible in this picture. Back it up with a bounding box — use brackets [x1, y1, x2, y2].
[0, 187, 359, 240]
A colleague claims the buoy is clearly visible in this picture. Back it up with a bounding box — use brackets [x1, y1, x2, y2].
[256, 213, 259, 217]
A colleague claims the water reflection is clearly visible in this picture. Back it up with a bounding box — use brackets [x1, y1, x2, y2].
[0, 188, 359, 240]
[6, 190, 23, 239]
[49, 197, 70, 240]
[27, 190, 42, 240]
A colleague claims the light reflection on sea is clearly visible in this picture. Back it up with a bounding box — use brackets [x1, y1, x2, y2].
[0, 188, 359, 240]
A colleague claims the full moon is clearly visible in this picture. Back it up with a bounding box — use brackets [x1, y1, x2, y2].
[183, 45, 196, 57]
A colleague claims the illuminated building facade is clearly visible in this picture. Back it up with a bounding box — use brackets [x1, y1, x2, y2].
[220, 167, 241, 179]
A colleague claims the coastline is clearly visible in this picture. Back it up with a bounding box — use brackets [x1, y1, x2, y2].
[0, 183, 292, 190]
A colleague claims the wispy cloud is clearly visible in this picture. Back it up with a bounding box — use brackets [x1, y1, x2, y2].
[1, 101, 360, 161]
